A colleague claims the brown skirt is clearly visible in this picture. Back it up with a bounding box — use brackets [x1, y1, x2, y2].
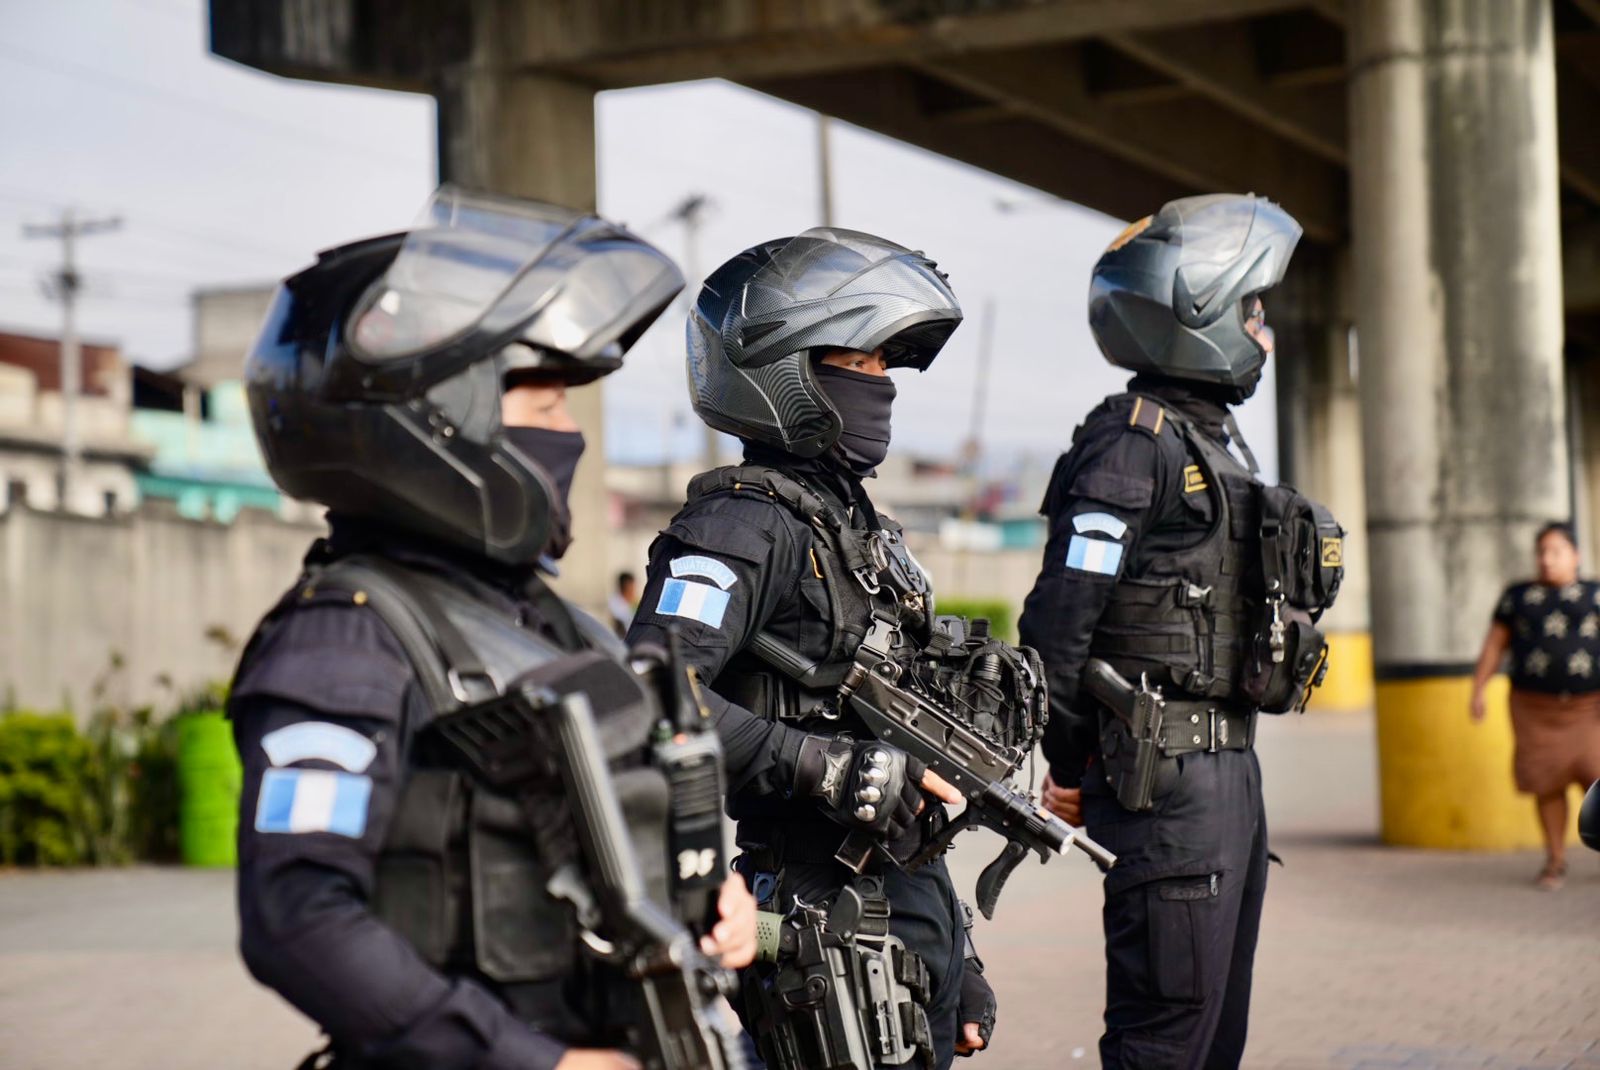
[1509, 689, 1600, 796]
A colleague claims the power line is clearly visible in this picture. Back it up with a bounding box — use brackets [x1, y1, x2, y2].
[0, 41, 425, 169]
[0, 181, 310, 261]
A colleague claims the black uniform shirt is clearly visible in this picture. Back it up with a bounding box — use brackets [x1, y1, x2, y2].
[626, 450, 868, 808]
[230, 518, 572, 1070]
[1493, 579, 1600, 695]
[1018, 378, 1241, 786]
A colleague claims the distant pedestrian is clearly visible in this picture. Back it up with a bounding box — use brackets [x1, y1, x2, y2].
[1470, 521, 1600, 890]
[609, 570, 639, 637]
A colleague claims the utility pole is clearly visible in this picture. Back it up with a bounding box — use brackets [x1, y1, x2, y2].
[23, 209, 122, 511]
[668, 193, 718, 470]
[817, 114, 835, 227]
[963, 297, 998, 479]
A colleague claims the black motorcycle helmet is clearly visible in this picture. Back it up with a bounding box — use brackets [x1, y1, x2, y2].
[245, 187, 684, 564]
[1088, 193, 1302, 397]
[686, 227, 963, 458]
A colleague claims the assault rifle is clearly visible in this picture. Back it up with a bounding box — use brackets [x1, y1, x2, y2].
[433, 651, 746, 1070]
[759, 619, 1116, 919]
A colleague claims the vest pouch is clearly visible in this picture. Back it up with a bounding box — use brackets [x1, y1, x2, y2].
[1241, 606, 1330, 714]
[470, 788, 578, 983]
[1259, 485, 1345, 614]
[1092, 576, 1229, 700]
[373, 768, 464, 969]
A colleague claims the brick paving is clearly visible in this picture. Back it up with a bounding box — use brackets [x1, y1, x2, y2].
[1, 710, 1595, 1069]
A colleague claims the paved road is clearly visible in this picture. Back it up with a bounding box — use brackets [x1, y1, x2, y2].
[1, 711, 1595, 1069]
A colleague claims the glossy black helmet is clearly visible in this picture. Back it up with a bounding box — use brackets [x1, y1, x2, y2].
[1089, 193, 1301, 394]
[686, 227, 962, 457]
[245, 187, 683, 564]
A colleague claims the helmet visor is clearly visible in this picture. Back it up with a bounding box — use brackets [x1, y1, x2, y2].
[738, 227, 962, 369]
[347, 187, 682, 366]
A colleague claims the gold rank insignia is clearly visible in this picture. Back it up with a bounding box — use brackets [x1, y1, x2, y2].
[1321, 536, 1344, 568]
[1183, 465, 1208, 493]
[1129, 396, 1166, 435]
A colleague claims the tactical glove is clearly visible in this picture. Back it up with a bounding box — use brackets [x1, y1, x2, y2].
[793, 735, 926, 840]
[956, 957, 997, 1055]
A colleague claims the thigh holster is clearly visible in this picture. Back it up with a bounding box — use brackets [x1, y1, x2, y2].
[742, 877, 934, 1070]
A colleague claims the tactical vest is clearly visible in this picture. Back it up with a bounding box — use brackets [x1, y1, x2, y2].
[1089, 400, 1265, 703]
[255, 555, 672, 1018]
[1088, 396, 1344, 711]
[684, 464, 932, 736]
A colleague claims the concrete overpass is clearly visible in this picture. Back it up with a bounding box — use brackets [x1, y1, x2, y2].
[209, 0, 1600, 850]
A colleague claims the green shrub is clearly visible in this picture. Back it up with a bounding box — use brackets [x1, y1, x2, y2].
[0, 684, 225, 867]
[0, 712, 94, 865]
[934, 598, 1017, 642]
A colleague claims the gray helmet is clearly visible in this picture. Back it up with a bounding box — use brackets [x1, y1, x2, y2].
[1088, 194, 1302, 392]
[245, 187, 683, 564]
[687, 227, 963, 457]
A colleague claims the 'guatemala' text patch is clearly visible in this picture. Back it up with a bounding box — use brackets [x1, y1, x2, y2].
[1067, 535, 1124, 576]
[255, 768, 372, 838]
[1071, 511, 1128, 539]
[669, 555, 738, 590]
[655, 577, 731, 629]
[261, 722, 377, 773]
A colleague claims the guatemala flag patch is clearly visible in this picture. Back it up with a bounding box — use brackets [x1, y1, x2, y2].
[655, 577, 731, 629]
[254, 768, 372, 838]
[1066, 534, 1124, 576]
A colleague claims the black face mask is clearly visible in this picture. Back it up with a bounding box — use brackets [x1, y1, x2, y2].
[813, 363, 896, 476]
[503, 427, 586, 559]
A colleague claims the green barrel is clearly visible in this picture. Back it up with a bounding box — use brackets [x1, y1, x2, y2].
[177, 712, 242, 867]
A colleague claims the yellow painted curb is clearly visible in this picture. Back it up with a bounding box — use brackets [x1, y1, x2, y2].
[1376, 674, 1581, 849]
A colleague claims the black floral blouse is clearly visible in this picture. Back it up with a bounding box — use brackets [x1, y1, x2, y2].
[1493, 580, 1600, 695]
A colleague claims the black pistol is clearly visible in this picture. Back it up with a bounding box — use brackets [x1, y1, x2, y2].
[1082, 658, 1166, 813]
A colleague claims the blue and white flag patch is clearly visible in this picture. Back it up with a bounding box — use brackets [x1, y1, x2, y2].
[261, 722, 377, 773]
[255, 768, 372, 838]
[1072, 511, 1129, 539]
[656, 577, 731, 628]
[669, 555, 738, 590]
[1067, 535, 1124, 576]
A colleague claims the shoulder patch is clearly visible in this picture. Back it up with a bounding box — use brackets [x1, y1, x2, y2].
[654, 578, 731, 629]
[670, 555, 739, 591]
[255, 768, 372, 838]
[1128, 396, 1167, 437]
[261, 722, 379, 773]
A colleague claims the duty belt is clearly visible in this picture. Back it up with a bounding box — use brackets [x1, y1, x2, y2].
[1156, 700, 1256, 755]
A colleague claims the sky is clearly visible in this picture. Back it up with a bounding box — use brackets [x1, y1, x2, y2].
[0, 0, 1279, 480]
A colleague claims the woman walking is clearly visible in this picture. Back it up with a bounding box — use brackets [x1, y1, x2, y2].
[1471, 522, 1600, 890]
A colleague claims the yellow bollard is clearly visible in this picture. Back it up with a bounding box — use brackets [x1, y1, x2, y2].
[1376, 674, 1581, 849]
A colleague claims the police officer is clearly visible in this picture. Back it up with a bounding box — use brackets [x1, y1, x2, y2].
[1020, 194, 1337, 1068]
[625, 229, 997, 1069]
[230, 188, 756, 1070]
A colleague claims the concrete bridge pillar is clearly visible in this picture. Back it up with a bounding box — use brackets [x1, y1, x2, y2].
[435, 0, 612, 614]
[1349, 0, 1569, 847]
[1274, 246, 1372, 713]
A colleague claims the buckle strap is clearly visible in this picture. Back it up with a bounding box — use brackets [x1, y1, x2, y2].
[1158, 704, 1254, 754]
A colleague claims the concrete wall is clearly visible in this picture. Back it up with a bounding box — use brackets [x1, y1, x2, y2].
[0, 501, 325, 716]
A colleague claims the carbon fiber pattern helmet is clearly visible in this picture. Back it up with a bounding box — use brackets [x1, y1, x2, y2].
[1089, 194, 1302, 392]
[245, 187, 683, 564]
[687, 227, 963, 457]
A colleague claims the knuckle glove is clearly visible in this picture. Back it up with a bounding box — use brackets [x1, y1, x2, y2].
[794, 735, 919, 837]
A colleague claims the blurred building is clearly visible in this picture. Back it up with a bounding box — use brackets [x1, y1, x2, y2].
[0, 290, 324, 716]
[0, 328, 152, 515]
[127, 286, 303, 522]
